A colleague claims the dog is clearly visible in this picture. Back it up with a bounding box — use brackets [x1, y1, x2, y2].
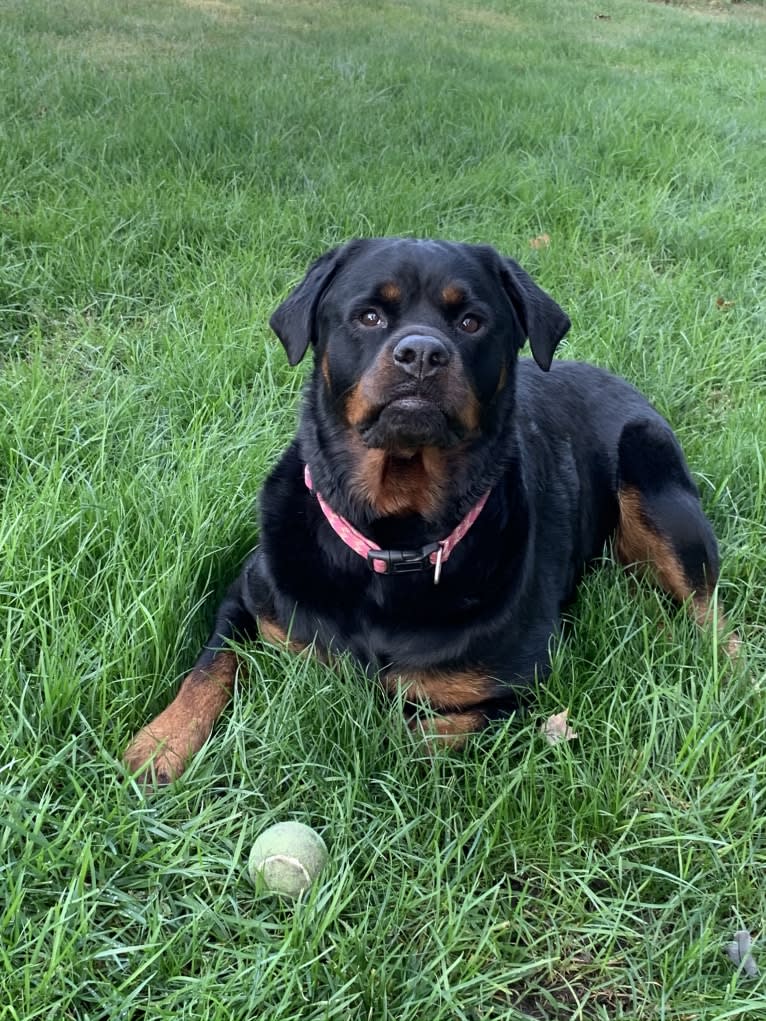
[124, 237, 726, 785]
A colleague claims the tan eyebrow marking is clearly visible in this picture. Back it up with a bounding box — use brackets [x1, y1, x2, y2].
[441, 283, 465, 305]
[379, 281, 401, 302]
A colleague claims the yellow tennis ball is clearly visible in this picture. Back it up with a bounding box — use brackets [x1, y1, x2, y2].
[248, 821, 328, 898]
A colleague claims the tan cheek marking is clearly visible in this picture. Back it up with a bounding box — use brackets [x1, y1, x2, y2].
[441, 347, 481, 434]
[345, 381, 373, 427]
[458, 386, 481, 433]
[344, 350, 404, 428]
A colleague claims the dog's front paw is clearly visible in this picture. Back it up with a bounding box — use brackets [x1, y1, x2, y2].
[123, 719, 190, 787]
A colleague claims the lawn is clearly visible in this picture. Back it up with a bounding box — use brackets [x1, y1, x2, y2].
[1, 0, 765, 1017]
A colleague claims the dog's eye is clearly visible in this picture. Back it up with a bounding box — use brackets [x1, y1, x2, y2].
[359, 310, 385, 328]
[459, 315, 482, 334]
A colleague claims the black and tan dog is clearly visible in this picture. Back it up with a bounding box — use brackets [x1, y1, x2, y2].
[125, 237, 726, 784]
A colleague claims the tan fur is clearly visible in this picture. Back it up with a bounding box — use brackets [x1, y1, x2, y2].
[617, 486, 737, 649]
[258, 617, 311, 654]
[379, 281, 401, 302]
[342, 344, 480, 519]
[344, 381, 369, 427]
[344, 351, 480, 436]
[409, 709, 486, 750]
[349, 441, 449, 519]
[459, 389, 481, 432]
[441, 283, 466, 306]
[321, 350, 332, 389]
[616, 487, 695, 602]
[383, 667, 496, 709]
[123, 651, 237, 785]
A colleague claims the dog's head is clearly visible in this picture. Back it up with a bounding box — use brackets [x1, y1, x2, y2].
[270, 238, 570, 519]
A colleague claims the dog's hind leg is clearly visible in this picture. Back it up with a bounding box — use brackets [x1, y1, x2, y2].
[615, 419, 735, 647]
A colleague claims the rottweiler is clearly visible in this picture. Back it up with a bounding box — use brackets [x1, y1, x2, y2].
[124, 237, 726, 784]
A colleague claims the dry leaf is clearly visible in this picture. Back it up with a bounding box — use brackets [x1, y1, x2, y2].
[541, 708, 578, 746]
[724, 930, 759, 978]
[529, 233, 551, 250]
[726, 631, 742, 659]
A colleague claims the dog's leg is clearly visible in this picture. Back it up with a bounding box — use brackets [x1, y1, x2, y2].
[616, 419, 736, 649]
[408, 709, 489, 750]
[124, 585, 258, 786]
[388, 668, 510, 750]
[123, 649, 239, 786]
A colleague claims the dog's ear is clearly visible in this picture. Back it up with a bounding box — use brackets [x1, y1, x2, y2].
[269, 244, 349, 366]
[499, 257, 570, 371]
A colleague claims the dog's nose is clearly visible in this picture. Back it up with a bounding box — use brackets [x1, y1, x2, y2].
[393, 335, 451, 378]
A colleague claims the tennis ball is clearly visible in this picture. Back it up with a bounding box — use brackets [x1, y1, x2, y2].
[248, 821, 328, 898]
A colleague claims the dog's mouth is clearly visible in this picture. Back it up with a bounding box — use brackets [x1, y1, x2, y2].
[357, 394, 459, 451]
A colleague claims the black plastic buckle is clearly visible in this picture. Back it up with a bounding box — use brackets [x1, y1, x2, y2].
[367, 542, 440, 575]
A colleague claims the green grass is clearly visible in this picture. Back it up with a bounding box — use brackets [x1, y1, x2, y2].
[1, 0, 765, 1017]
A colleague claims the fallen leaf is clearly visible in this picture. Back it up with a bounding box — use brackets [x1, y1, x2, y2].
[724, 930, 759, 978]
[529, 233, 551, 250]
[716, 297, 735, 309]
[541, 708, 578, 746]
[726, 631, 742, 659]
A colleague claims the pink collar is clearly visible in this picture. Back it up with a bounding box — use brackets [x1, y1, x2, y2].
[304, 464, 490, 584]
